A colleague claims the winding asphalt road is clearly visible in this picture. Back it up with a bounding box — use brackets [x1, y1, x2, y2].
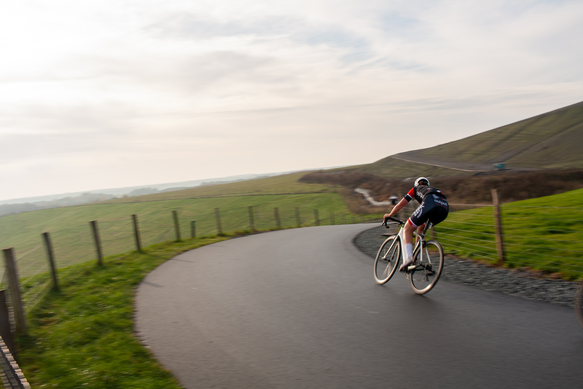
[135, 225, 583, 388]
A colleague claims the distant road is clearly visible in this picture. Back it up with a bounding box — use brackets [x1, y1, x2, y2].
[391, 152, 541, 173]
[136, 225, 583, 388]
[391, 154, 490, 172]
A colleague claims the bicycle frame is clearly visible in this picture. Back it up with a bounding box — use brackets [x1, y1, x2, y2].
[409, 221, 434, 272]
[387, 218, 433, 273]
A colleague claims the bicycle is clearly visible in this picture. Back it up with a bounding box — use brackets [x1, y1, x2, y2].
[373, 216, 444, 295]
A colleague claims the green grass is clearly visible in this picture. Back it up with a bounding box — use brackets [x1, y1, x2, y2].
[18, 235, 229, 389]
[101, 172, 336, 203]
[358, 101, 583, 178]
[359, 156, 471, 178]
[413, 101, 583, 168]
[436, 188, 583, 279]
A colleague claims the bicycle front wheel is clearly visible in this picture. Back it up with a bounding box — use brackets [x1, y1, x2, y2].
[575, 282, 583, 329]
[374, 236, 401, 285]
[409, 240, 444, 294]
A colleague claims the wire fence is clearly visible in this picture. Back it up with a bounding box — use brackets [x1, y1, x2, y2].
[434, 201, 583, 280]
[1, 203, 379, 321]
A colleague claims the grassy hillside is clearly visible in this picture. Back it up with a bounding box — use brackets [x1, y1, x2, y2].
[357, 155, 473, 178]
[359, 101, 583, 178]
[407, 101, 583, 168]
[102, 172, 336, 203]
[436, 188, 583, 279]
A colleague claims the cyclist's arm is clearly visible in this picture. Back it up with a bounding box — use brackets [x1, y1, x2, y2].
[384, 197, 409, 219]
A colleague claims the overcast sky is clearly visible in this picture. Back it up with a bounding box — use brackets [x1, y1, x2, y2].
[1, 0, 582, 201]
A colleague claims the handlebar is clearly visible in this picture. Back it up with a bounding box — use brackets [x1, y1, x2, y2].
[382, 216, 404, 228]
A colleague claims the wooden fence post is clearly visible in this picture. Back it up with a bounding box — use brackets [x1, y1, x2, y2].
[295, 207, 301, 227]
[215, 208, 223, 235]
[248, 206, 256, 231]
[191, 221, 196, 239]
[0, 290, 16, 358]
[172, 210, 181, 241]
[274, 208, 281, 229]
[90, 221, 104, 266]
[314, 210, 320, 226]
[2, 249, 26, 335]
[42, 232, 59, 291]
[132, 214, 142, 252]
[491, 189, 506, 264]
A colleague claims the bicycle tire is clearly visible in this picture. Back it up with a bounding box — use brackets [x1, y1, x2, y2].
[575, 282, 583, 329]
[374, 236, 401, 285]
[409, 240, 444, 295]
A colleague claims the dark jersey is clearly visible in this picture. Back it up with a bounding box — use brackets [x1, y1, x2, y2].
[404, 186, 446, 204]
[405, 186, 449, 227]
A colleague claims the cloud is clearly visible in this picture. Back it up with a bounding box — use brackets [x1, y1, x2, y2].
[0, 0, 582, 199]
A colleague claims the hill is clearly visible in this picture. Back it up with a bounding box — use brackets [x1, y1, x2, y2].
[360, 100, 583, 178]
[100, 172, 336, 204]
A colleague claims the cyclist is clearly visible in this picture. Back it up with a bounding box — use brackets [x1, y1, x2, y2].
[383, 177, 449, 271]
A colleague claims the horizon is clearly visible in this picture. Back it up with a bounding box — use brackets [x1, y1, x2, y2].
[2, 0, 582, 201]
[0, 165, 352, 204]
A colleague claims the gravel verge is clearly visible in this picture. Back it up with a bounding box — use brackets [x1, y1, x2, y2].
[353, 224, 579, 307]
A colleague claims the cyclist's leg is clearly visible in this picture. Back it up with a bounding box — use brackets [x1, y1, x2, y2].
[401, 205, 429, 270]
[400, 221, 416, 270]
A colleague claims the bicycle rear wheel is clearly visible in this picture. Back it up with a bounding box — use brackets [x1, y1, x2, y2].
[575, 282, 583, 329]
[409, 240, 444, 294]
[374, 236, 401, 285]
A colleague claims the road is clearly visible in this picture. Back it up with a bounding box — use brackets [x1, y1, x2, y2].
[136, 224, 583, 388]
[390, 151, 540, 173]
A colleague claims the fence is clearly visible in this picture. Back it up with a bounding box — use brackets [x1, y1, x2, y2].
[434, 189, 583, 280]
[0, 203, 380, 341]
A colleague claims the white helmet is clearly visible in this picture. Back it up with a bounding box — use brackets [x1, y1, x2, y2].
[414, 177, 430, 187]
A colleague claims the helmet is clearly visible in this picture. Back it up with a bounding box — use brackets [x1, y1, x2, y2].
[414, 177, 430, 187]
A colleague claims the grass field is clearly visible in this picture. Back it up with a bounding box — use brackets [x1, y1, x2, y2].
[101, 172, 337, 203]
[436, 188, 583, 279]
[1, 192, 359, 276]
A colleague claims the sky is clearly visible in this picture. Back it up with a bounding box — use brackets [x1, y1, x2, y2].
[1, 0, 582, 201]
